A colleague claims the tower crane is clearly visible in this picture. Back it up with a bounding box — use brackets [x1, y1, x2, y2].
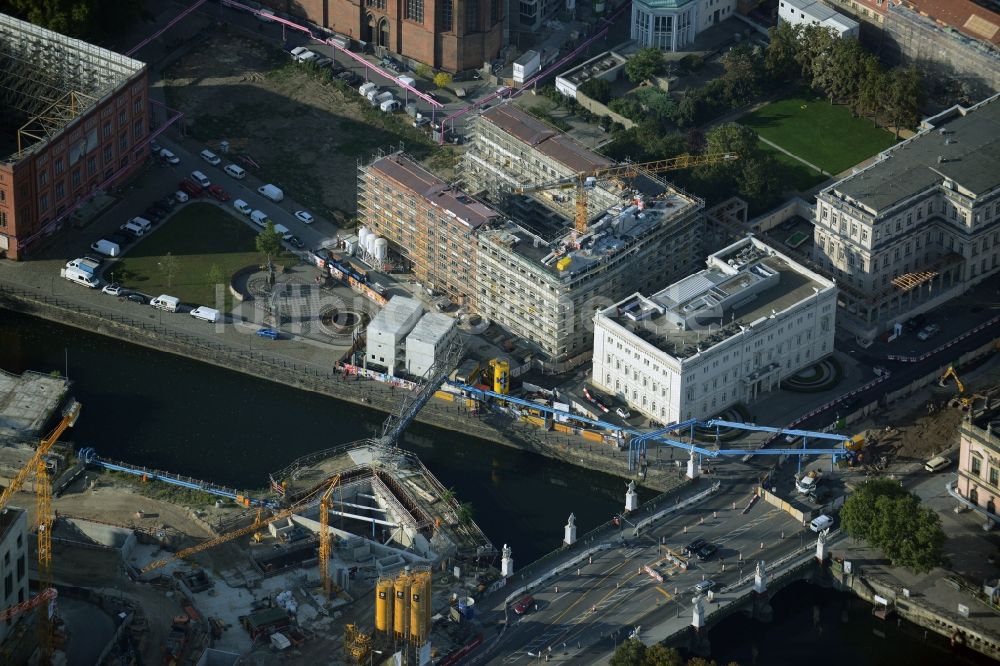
[513, 153, 739, 234]
[0, 399, 79, 662]
[140, 473, 342, 574]
[318, 474, 342, 598]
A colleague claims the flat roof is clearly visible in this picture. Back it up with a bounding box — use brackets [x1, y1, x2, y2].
[407, 313, 456, 346]
[369, 295, 424, 337]
[483, 190, 700, 279]
[829, 94, 1000, 213]
[480, 104, 613, 173]
[371, 154, 500, 230]
[785, 0, 858, 28]
[600, 238, 834, 359]
[0, 370, 68, 441]
[0, 507, 25, 544]
[557, 51, 627, 86]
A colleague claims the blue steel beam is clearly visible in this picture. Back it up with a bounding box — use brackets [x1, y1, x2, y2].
[704, 420, 850, 443]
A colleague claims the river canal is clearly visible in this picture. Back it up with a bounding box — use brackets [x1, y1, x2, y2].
[0, 310, 640, 563]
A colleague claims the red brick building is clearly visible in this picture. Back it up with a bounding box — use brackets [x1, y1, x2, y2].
[274, 0, 504, 72]
[0, 14, 149, 260]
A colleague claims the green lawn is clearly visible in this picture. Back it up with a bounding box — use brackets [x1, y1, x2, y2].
[757, 142, 831, 193]
[740, 93, 896, 175]
[113, 203, 296, 308]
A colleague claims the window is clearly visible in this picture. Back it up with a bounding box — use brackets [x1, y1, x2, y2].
[118, 110, 127, 126]
[0, 212, 6, 228]
[38, 170, 48, 186]
[991, 467, 999, 487]
[71, 169, 81, 188]
[16, 554, 24, 581]
[466, 0, 479, 31]
[55, 182, 65, 199]
[972, 455, 982, 477]
[405, 0, 424, 23]
[440, 0, 452, 29]
[491, 0, 500, 23]
[3, 573, 10, 599]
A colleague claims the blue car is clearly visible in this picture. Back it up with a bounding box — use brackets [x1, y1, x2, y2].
[256, 328, 279, 340]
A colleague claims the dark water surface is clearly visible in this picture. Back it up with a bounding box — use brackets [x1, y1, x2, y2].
[0, 310, 639, 562]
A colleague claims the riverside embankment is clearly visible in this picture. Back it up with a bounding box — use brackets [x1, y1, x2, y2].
[0, 281, 684, 495]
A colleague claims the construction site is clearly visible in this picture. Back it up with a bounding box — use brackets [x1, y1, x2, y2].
[0, 362, 500, 666]
[359, 103, 727, 366]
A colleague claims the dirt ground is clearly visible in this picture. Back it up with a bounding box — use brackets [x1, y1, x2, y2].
[853, 352, 1000, 464]
[160, 31, 441, 218]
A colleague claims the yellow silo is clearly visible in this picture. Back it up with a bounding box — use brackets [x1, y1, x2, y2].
[409, 572, 426, 643]
[491, 359, 510, 395]
[375, 579, 393, 634]
[393, 573, 411, 640]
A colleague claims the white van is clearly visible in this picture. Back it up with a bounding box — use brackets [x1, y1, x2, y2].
[359, 82, 378, 97]
[129, 216, 152, 232]
[190, 306, 221, 323]
[380, 98, 401, 113]
[272, 223, 293, 240]
[121, 221, 145, 237]
[257, 184, 284, 202]
[251, 210, 270, 227]
[190, 170, 211, 188]
[224, 163, 246, 180]
[60, 267, 99, 288]
[90, 239, 120, 257]
[809, 515, 834, 533]
[200, 149, 221, 165]
[233, 199, 252, 215]
[150, 295, 180, 312]
[174, 190, 190, 203]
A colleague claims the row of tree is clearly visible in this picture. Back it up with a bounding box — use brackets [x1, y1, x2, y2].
[7, 0, 144, 41]
[611, 638, 736, 666]
[765, 22, 921, 137]
[840, 478, 947, 573]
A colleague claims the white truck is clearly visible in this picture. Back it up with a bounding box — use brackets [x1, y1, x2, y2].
[150, 295, 180, 312]
[66, 258, 101, 275]
[257, 183, 284, 202]
[60, 267, 99, 288]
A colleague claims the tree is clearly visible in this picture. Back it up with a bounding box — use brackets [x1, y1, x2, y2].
[625, 48, 665, 83]
[9, 0, 141, 40]
[855, 57, 888, 127]
[884, 65, 921, 139]
[818, 39, 869, 106]
[841, 478, 946, 573]
[721, 44, 762, 106]
[207, 264, 225, 289]
[256, 222, 284, 280]
[579, 78, 613, 104]
[672, 91, 701, 128]
[795, 24, 837, 87]
[765, 21, 801, 81]
[456, 502, 475, 525]
[705, 123, 760, 161]
[433, 71, 453, 88]
[414, 63, 433, 79]
[610, 638, 647, 666]
[643, 645, 683, 666]
[158, 252, 179, 288]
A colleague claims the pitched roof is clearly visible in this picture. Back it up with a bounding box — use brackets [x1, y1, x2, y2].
[902, 0, 1000, 45]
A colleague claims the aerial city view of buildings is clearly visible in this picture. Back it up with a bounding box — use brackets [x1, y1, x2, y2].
[0, 0, 999, 664]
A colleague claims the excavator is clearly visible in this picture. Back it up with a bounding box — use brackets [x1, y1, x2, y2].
[939, 366, 986, 410]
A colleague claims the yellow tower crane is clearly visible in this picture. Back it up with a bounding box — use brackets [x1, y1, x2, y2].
[318, 473, 342, 598]
[0, 398, 80, 663]
[514, 153, 739, 234]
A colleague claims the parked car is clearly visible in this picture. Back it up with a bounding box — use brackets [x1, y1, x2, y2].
[159, 148, 180, 164]
[159, 195, 177, 210]
[126, 293, 149, 304]
[315, 56, 332, 68]
[809, 515, 834, 532]
[513, 595, 534, 615]
[200, 149, 221, 165]
[917, 324, 941, 341]
[692, 579, 716, 594]
[337, 71, 361, 86]
[616, 406, 631, 419]
[924, 456, 951, 473]
[255, 327, 279, 340]
[289, 46, 309, 59]
[178, 179, 202, 197]
[102, 282, 123, 296]
[207, 184, 230, 202]
[107, 232, 132, 247]
[233, 199, 252, 215]
[150, 140, 161, 153]
[905, 314, 928, 333]
[683, 538, 706, 557]
[287, 235, 304, 249]
[294, 210, 314, 224]
[696, 543, 718, 561]
[144, 207, 164, 222]
[174, 189, 190, 203]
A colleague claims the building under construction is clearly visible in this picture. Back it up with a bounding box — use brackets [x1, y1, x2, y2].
[0, 12, 149, 260]
[358, 103, 705, 365]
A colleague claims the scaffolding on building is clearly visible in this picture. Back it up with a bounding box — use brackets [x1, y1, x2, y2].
[0, 14, 145, 161]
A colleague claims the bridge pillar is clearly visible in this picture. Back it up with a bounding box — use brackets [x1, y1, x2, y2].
[752, 559, 773, 621]
[691, 594, 706, 629]
[815, 528, 829, 562]
[564, 513, 577, 546]
[753, 560, 767, 594]
[688, 596, 712, 655]
[625, 480, 639, 512]
[501, 543, 514, 577]
[686, 451, 700, 479]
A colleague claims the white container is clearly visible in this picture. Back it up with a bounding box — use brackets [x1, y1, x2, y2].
[358, 226, 370, 249]
[374, 237, 388, 261]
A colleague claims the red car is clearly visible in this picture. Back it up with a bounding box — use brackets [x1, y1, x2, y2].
[208, 184, 230, 202]
[179, 178, 203, 197]
[513, 595, 534, 615]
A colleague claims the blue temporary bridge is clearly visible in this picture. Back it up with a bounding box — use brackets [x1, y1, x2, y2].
[78, 448, 280, 508]
[449, 383, 851, 473]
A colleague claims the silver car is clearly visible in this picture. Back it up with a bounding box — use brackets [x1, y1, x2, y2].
[693, 579, 716, 594]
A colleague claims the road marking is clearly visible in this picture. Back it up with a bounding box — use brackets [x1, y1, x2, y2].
[655, 586, 672, 599]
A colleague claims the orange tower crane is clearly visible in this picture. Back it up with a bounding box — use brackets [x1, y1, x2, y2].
[514, 153, 739, 234]
[318, 474, 342, 598]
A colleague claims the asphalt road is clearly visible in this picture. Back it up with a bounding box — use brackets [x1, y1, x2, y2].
[481, 473, 813, 664]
